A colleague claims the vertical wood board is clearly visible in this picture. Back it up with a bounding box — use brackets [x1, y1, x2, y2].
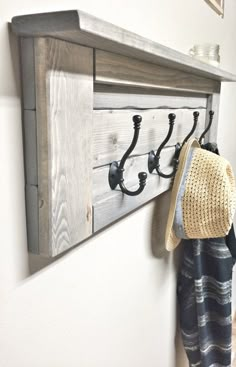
[34, 37, 93, 256]
[23, 110, 38, 185]
[25, 185, 39, 254]
[20, 37, 36, 110]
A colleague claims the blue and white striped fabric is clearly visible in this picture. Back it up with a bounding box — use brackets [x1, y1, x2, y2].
[177, 232, 236, 367]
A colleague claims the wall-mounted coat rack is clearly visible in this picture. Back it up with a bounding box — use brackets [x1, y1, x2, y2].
[11, 10, 236, 257]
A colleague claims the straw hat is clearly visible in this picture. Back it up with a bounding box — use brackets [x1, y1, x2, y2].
[165, 138, 236, 251]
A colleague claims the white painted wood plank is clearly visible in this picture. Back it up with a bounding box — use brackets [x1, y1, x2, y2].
[11, 10, 236, 82]
[93, 149, 174, 231]
[35, 37, 93, 256]
[95, 50, 220, 94]
[94, 84, 208, 110]
[92, 109, 206, 167]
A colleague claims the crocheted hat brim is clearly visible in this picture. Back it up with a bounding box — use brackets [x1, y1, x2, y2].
[165, 138, 236, 251]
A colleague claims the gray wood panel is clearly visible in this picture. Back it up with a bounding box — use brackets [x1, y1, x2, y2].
[94, 84, 208, 110]
[93, 148, 174, 231]
[23, 110, 37, 185]
[34, 37, 93, 256]
[20, 37, 36, 110]
[95, 50, 220, 94]
[25, 184, 39, 254]
[11, 10, 236, 82]
[92, 109, 206, 167]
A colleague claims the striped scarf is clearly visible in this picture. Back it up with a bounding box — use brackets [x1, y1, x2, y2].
[177, 142, 236, 367]
[178, 233, 236, 367]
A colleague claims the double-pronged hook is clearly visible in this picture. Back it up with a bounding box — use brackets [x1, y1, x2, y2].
[108, 110, 214, 195]
[148, 111, 199, 178]
[199, 110, 214, 145]
[108, 115, 147, 196]
[182, 111, 199, 146]
[148, 113, 179, 178]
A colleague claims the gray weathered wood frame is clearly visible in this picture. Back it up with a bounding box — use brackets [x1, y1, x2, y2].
[11, 10, 236, 257]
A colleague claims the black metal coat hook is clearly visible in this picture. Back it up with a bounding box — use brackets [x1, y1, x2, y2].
[181, 111, 199, 146]
[108, 115, 147, 196]
[199, 110, 214, 145]
[172, 111, 199, 164]
[148, 113, 180, 178]
[148, 111, 200, 178]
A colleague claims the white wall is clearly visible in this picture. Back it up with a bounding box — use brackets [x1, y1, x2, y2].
[1, 1, 236, 366]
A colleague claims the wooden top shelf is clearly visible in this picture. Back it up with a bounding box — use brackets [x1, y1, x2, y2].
[11, 10, 236, 82]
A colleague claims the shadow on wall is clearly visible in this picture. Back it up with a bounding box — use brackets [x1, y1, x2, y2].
[150, 190, 188, 367]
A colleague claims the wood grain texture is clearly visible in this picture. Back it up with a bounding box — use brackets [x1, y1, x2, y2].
[92, 108, 206, 167]
[93, 148, 174, 231]
[94, 84, 208, 110]
[11, 10, 236, 82]
[35, 37, 93, 256]
[95, 50, 220, 94]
